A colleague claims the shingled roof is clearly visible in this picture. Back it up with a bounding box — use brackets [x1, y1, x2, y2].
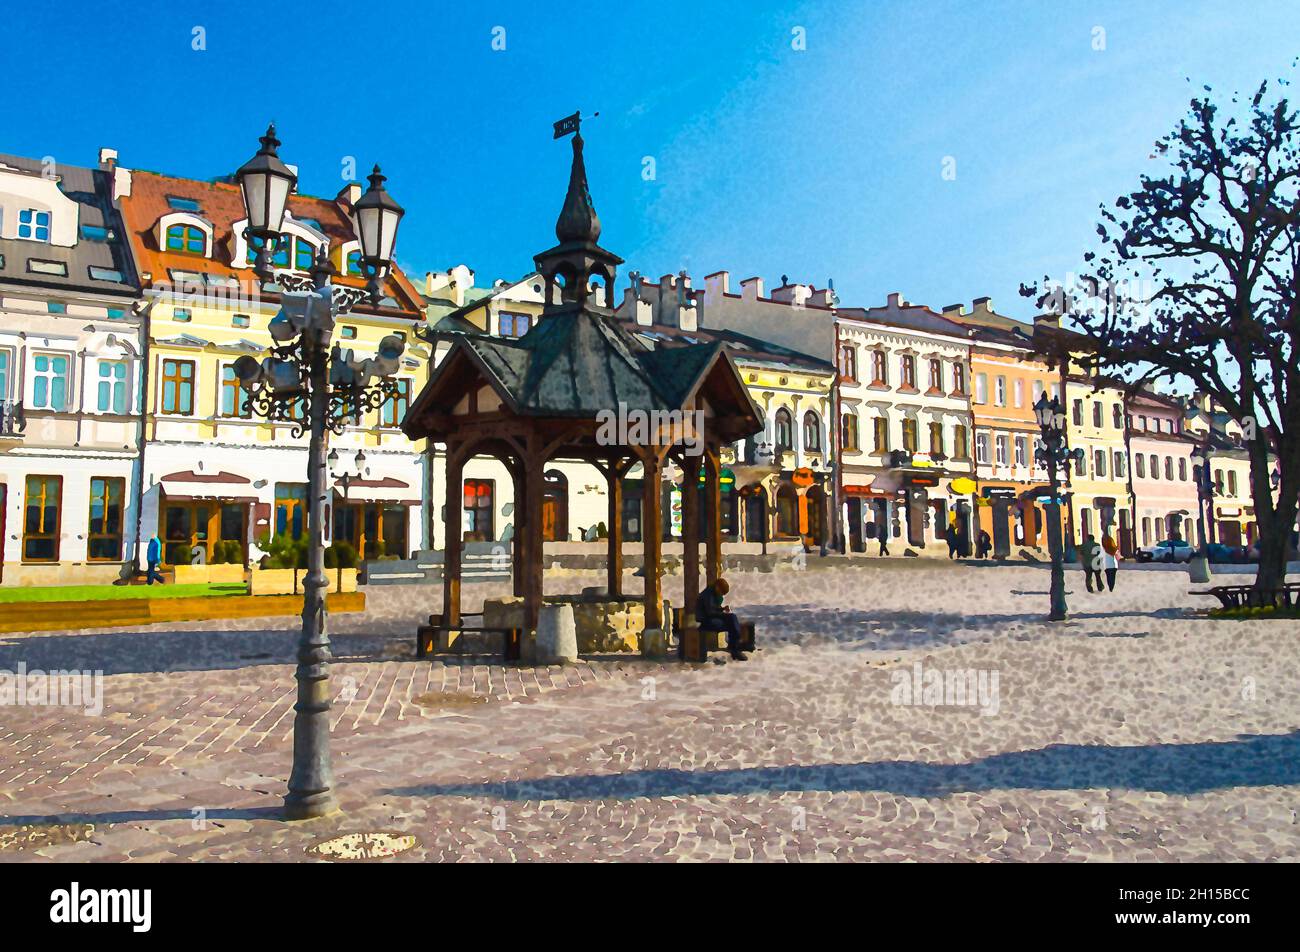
[413, 302, 735, 420]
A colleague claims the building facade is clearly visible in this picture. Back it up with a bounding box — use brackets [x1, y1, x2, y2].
[0, 150, 144, 585]
[617, 271, 837, 550]
[113, 157, 429, 568]
[836, 295, 976, 555]
[1127, 389, 1201, 548]
[943, 299, 1058, 557]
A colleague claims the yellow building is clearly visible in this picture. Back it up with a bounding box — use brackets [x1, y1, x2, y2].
[1061, 360, 1136, 553]
[117, 161, 429, 566]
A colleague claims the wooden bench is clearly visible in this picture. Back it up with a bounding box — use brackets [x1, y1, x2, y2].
[672, 607, 756, 662]
[417, 613, 522, 660]
[1189, 583, 1300, 609]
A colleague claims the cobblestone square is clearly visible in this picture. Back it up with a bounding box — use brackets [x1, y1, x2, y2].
[2, 563, 1297, 862]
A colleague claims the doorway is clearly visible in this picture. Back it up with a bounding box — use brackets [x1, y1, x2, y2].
[542, 470, 568, 542]
[846, 497, 863, 552]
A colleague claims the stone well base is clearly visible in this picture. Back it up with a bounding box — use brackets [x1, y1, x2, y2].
[482, 594, 644, 653]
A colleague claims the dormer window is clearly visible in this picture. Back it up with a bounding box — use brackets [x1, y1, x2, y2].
[166, 196, 202, 213]
[166, 223, 207, 255]
[18, 209, 51, 242]
[295, 238, 316, 271]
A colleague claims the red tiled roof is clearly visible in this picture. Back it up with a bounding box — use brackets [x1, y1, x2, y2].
[117, 169, 425, 318]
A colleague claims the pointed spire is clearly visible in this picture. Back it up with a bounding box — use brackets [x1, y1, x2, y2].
[555, 132, 601, 244]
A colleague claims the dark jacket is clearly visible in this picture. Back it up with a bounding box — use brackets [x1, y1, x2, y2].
[696, 585, 725, 623]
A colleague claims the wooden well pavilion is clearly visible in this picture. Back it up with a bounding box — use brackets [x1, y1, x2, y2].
[401, 118, 763, 657]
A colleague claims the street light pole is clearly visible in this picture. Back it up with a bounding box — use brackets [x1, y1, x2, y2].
[233, 126, 405, 820]
[1035, 393, 1082, 622]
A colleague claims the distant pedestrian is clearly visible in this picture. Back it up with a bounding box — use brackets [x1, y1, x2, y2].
[945, 522, 959, 559]
[1077, 534, 1102, 592]
[146, 533, 163, 585]
[877, 524, 890, 557]
[976, 530, 992, 560]
[1101, 533, 1120, 592]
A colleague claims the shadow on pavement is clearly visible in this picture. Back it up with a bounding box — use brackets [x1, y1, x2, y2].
[387, 731, 1300, 801]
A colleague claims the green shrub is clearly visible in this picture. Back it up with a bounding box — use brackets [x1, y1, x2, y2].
[325, 540, 359, 569]
[257, 532, 308, 569]
[210, 540, 245, 565]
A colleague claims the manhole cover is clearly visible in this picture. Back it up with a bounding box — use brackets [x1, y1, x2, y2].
[412, 692, 490, 709]
[307, 832, 420, 861]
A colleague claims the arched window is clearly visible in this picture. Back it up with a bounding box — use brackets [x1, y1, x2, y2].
[803, 410, 821, 451]
[774, 408, 794, 452]
[166, 224, 207, 256]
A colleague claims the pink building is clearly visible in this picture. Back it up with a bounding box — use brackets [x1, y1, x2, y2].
[1127, 391, 1202, 547]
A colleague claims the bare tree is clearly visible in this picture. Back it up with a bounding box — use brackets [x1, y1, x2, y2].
[1024, 76, 1300, 596]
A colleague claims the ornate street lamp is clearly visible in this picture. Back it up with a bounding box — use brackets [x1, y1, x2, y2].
[236, 124, 298, 280]
[233, 128, 406, 820]
[1033, 392, 1083, 622]
[351, 165, 405, 305]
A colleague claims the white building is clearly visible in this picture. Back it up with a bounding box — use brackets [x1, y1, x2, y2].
[0, 150, 145, 585]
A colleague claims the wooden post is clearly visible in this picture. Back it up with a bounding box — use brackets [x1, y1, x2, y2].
[511, 458, 526, 598]
[641, 449, 663, 631]
[442, 446, 464, 629]
[523, 441, 545, 636]
[682, 454, 701, 623]
[606, 457, 626, 597]
[704, 446, 722, 586]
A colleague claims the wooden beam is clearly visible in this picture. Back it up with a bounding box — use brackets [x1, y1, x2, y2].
[681, 454, 701, 626]
[442, 445, 465, 628]
[510, 458, 526, 598]
[523, 438, 546, 636]
[704, 446, 722, 585]
[641, 449, 663, 631]
[606, 458, 624, 597]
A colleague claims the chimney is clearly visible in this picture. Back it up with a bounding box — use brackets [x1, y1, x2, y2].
[703, 270, 730, 302]
[739, 276, 764, 301]
[942, 304, 966, 317]
[886, 292, 907, 309]
[972, 296, 993, 312]
[772, 276, 812, 307]
[677, 271, 698, 332]
[1033, 313, 1060, 329]
[808, 287, 834, 308]
[98, 148, 118, 171]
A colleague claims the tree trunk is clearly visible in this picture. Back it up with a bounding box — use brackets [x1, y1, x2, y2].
[1247, 433, 1296, 596]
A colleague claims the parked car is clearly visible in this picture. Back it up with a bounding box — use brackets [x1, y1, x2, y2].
[1136, 538, 1195, 563]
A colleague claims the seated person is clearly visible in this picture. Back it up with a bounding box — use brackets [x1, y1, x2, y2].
[695, 577, 747, 661]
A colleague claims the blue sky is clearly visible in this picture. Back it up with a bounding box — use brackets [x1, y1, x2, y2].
[7, 0, 1297, 318]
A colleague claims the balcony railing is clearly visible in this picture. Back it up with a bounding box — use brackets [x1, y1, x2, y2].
[0, 401, 25, 437]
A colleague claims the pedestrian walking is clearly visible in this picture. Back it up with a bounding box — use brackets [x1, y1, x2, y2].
[976, 529, 992, 559]
[945, 522, 959, 560]
[1077, 534, 1102, 592]
[1101, 533, 1120, 592]
[877, 523, 890, 557]
[146, 533, 163, 585]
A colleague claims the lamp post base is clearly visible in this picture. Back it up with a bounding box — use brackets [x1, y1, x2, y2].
[284, 791, 340, 821]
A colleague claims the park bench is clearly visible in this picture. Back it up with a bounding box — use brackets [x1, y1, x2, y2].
[1189, 583, 1300, 609]
[671, 607, 756, 662]
[417, 613, 522, 661]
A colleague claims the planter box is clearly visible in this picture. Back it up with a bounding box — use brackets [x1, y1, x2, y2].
[171, 564, 210, 585]
[208, 563, 247, 585]
[330, 568, 358, 593]
[251, 568, 298, 596]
